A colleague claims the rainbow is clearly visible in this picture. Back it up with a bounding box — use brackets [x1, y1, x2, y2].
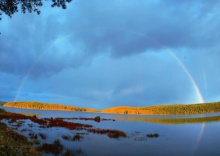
[168, 50, 206, 152]
[168, 51, 204, 103]
[13, 27, 206, 149]
[14, 52, 45, 102]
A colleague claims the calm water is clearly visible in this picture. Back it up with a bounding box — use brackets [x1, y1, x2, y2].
[1, 106, 220, 156]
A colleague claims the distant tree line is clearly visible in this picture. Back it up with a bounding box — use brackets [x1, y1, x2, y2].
[140, 102, 220, 115]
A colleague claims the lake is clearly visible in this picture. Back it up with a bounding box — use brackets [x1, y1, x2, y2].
[1, 106, 220, 156]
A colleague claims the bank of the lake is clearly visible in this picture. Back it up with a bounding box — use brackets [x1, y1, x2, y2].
[0, 109, 41, 156]
[1, 106, 220, 156]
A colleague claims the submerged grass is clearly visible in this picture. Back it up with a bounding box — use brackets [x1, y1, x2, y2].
[38, 139, 63, 155]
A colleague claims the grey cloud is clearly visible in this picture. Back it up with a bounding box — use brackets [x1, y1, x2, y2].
[68, 0, 220, 58]
[1, 0, 220, 79]
[0, 9, 90, 79]
[1, 0, 220, 108]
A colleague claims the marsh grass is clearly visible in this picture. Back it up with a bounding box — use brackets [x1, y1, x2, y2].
[0, 122, 41, 156]
[88, 128, 127, 138]
[39, 133, 47, 140]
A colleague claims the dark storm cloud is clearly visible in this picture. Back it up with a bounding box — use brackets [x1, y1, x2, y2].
[0, 9, 90, 78]
[1, 0, 220, 107]
[69, 0, 220, 57]
[1, 0, 220, 78]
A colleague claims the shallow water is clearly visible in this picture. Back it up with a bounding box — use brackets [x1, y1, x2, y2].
[1, 106, 220, 156]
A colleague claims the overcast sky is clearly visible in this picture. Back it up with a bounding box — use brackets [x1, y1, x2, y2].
[0, 0, 220, 109]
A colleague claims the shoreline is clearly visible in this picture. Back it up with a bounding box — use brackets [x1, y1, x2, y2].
[3, 100, 220, 115]
[1, 106, 220, 155]
[4, 105, 220, 117]
[0, 109, 41, 155]
[0, 109, 127, 155]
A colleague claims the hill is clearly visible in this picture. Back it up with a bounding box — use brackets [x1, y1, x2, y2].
[3, 101, 98, 113]
[3, 101, 220, 115]
[101, 102, 220, 115]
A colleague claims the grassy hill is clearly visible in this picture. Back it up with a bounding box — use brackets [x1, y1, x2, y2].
[101, 102, 220, 115]
[3, 101, 98, 113]
[3, 101, 220, 115]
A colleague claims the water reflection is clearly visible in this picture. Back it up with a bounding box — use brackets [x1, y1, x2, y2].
[115, 115, 220, 124]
